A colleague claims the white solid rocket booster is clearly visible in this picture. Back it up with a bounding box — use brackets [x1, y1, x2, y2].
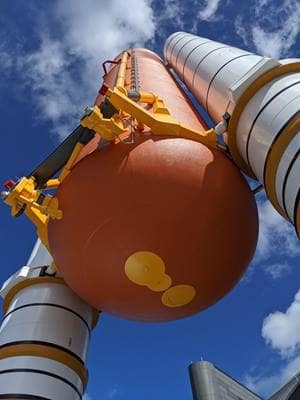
[0, 240, 97, 399]
[164, 32, 300, 236]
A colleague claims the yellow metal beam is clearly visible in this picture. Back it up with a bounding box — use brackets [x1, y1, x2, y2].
[116, 51, 129, 91]
[2, 48, 218, 251]
[45, 179, 60, 189]
[80, 106, 127, 141]
[107, 87, 217, 148]
[3, 177, 62, 250]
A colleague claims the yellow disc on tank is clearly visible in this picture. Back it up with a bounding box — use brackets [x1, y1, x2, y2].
[125, 251, 172, 292]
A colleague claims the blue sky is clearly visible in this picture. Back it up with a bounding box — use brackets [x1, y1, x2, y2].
[0, 1, 299, 399]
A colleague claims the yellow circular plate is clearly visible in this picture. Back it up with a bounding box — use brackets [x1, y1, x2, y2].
[125, 251, 172, 292]
[161, 285, 196, 308]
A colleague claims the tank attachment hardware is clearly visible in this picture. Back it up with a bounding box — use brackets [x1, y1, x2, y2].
[81, 86, 217, 149]
[84, 50, 218, 148]
[1, 49, 220, 251]
[102, 59, 121, 76]
[2, 176, 62, 248]
[81, 105, 127, 141]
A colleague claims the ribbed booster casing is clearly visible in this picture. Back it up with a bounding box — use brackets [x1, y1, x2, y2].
[164, 31, 265, 123]
[0, 241, 95, 399]
[164, 32, 300, 235]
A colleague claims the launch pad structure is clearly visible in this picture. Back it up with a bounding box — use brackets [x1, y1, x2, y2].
[0, 31, 299, 399]
[189, 360, 300, 400]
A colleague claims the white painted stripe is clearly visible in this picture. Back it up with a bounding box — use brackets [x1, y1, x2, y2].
[0, 371, 81, 399]
[275, 132, 300, 210]
[175, 37, 208, 76]
[27, 239, 52, 268]
[236, 73, 300, 163]
[163, 32, 185, 59]
[0, 355, 83, 392]
[247, 90, 300, 182]
[284, 155, 300, 221]
[7, 283, 92, 326]
[0, 305, 90, 360]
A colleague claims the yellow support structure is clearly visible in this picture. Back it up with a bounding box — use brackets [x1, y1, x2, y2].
[2, 47, 218, 252]
[45, 179, 60, 189]
[80, 106, 126, 141]
[139, 91, 157, 104]
[24, 206, 50, 249]
[3, 177, 62, 250]
[116, 51, 129, 91]
[106, 87, 217, 148]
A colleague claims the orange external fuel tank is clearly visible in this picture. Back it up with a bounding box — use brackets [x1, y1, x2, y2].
[48, 49, 258, 322]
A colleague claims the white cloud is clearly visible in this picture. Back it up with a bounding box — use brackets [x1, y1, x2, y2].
[0, 50, 13, 73]
[106, 384, 120, 399]
[4, 0, 155, 139]
[55, 0, 155, 60]
[198, 0, 222, 21]
[0, 39, 14, 78]
[244, 354, 300, 396]
[19, 36, 83, 138]
[158, 0, 186, 30]
[254, 197, 300, 264]
[234, 15, 249, 46]
[244, 372, 278, 397]
[235, 0, 300, 58]
[280, 354, 300, 383]
[262, 290, 300, 357]
[263, 262, 292, 280]
[244, 290, 300, 397]
[252, 21, 300, 59]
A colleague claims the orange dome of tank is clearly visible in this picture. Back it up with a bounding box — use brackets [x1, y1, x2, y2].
[48, 48, 258, 322]
[48, 135, 258, 322]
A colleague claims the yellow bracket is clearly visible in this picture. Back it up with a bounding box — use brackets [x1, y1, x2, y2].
[81, 49, 216, 147]
[45, 179, 61, 189]
[24, 206, 50, 249]
[80, 106, 127, 141]
[3, 177, 62, 250]
[79, 89, 216, 148]
[139, 91, 157, 104]
[116, 51, 129, 91]
[106, 87, 217, 148]
[104, 50, 216, 146]
[3, 49, 217, 251]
